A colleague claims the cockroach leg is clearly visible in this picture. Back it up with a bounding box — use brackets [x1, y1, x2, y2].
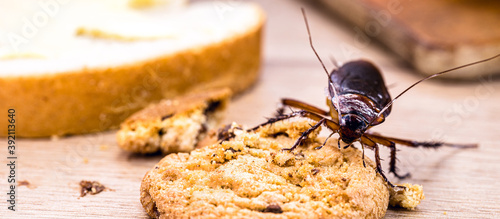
[249, 111, 305, 132]
[249, 109, 340, 152]
[316, 132, 335, 150]
[216, 111, 307, 144]
[282, 118, 326, 151]
[281, 98, 330, 116]
[250, 110, 340, 133]
[365, 133, 477, 179]
[367, 133, 478, 149]
[361, 136, 405, 189]
[388, 142, 411, 179]
[364, 134, 410, 179]
[360, 141, 366, 168]
[361, 137, 392, 186]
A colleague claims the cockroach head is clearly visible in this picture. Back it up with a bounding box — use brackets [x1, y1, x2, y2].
[339, 114, 367, 144]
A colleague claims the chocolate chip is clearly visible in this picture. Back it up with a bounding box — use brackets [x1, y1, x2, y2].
[311, 168, 320, 175]
[263, 203, 283, 214]
[158, 128, 166, 137]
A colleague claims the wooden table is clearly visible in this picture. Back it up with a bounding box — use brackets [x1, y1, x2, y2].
[2, 0, 500, 218]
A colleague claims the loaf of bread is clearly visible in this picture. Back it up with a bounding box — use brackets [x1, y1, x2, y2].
[0, 0, 264, 137]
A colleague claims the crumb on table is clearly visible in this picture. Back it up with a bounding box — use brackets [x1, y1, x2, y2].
[389, 183, 425, 210]
[79, 180, 107, 197]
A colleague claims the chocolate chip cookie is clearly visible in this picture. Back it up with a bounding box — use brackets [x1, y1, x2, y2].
[141, 119, 400, 218]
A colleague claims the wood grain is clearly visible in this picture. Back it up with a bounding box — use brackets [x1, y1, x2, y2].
[2, 0, 500, 217]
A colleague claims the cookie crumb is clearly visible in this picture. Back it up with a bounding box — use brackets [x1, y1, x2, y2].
[80, 180, 106, 197]
[389, 183, 425, 209]
[83, 157, 89, 164]
[444, 211, 447, 215]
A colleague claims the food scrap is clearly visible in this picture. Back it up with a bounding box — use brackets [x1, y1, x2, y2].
[389, 183, 425, 210]
[79, 180, 107, 197]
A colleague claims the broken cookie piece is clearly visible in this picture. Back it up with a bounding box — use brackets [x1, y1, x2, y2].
[79, 180, 106, 197]
[389, 183, 425, 210]
[141, 119, 397, 218]
[116, 88, 231, 154]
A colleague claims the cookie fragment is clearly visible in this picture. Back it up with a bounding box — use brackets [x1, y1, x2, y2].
[79, 180, 106, 197]
[389, 183, 425, 210]
[140, 119, 392, 218]
[116, 88, 231, 154]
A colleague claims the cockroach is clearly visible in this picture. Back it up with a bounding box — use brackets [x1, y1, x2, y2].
[249, 8, 500, 187]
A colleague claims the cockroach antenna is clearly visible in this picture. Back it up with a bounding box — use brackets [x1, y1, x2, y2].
[301, 8, 329, 78]
[371, 53, 500, 128]
[301, 8, 342, 119]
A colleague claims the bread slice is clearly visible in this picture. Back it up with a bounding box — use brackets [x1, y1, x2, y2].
[117, 88, 231, 154]
[0, 0, 264, 137]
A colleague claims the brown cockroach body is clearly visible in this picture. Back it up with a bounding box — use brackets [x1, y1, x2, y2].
[249, 9, 500, 187]
[328, 60, 391, 144]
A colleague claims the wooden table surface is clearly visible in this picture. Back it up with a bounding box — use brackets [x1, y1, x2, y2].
[2, 0, 500, 218]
